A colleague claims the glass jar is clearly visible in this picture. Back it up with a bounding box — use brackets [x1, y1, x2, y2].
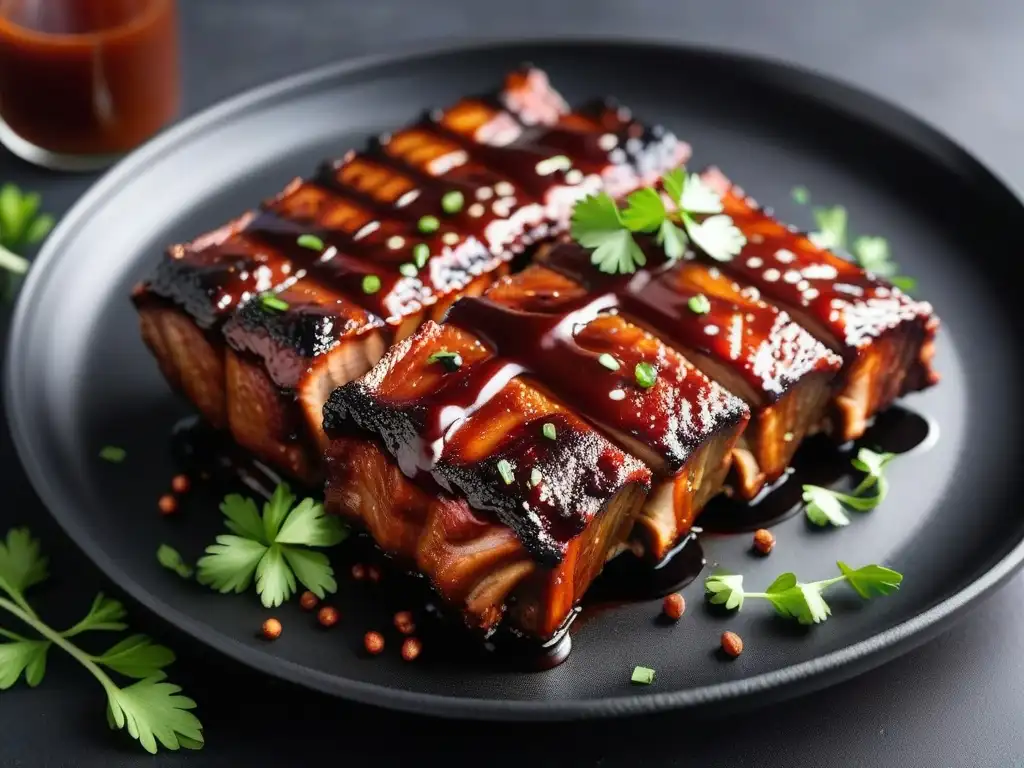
[0, 0, 180, 171]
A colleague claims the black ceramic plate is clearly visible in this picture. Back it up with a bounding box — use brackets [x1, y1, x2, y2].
[6, 40, 1024, 720]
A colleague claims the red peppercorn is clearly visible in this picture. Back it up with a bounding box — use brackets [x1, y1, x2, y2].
[368, 565, 381, 583]
[752, 528, 775, 555]
[299, 591, 319, 611]
[261, 618, 282, 641]
[401, 637, 422, 662]
[171, 474, 191, 494]
[662, 593, 685, 621]
[721, 631, 743, 658]
[351, 563, 366, 581]
[158, 494, 177, 515]
[364, 631, 385, 655]
[317, 605, 339, 628]
[393, 611, 416, 635]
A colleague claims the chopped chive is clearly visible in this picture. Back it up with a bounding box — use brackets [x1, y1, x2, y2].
[497, 459, 514, 485]
[297, 234, 324, 251]
[413, 243, 430, 268]
[631, 666, 655, 685]
[427, 349, 462, 372]
[399, 263, 418, 278]
[791, 186, 810, 205]
[542, 422, 557, 441]
[634, 362, 658, 389]
[530, 468, 542, 487]
[417, 215, 440, 234]
[362, 275, 381, 294]
[260, 293, 289, 312]
[99, 446, 126, 463]
[441, 190, 465, 214]
[687, 294, 711, 315]
[598, 353, 620, 371]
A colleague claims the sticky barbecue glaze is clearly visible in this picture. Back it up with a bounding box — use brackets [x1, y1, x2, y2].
[137, 67, 690, 385]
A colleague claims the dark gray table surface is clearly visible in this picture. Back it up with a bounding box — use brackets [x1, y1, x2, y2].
[2, 1, 1022, 765]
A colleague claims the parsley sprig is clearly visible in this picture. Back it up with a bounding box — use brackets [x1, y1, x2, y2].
[0, 528, 203, 753]
[196, 484, 348, 608]
[570, 166, 747, 274]
[0, 183, 54, 276]
[798, 194, 916, 293]
[705, 561, 903, 625]
[803, 448, 895, 527]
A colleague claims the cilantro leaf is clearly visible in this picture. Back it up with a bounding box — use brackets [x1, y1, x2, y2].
[680, 173, 724, 214]
[106, 678, 204, 754]
[274, 498, 348, 547]
[0, 640, 49, 689]
[890, 275, 917, 293]
[95, 635, 175, 680]
[156, 545, 193, 580]
[661, 168, 685, 205]
[803, 485, 851, 527]
[196, 535, 266, 595]
[262, 484, 296, 542]
[837, 562, 903, 599]
[0, 528, 202, 753]
[0, 527, 48, 598]
[657, 219, 688, 260]
[851, 236, 895, 276]
[704, 573, 745, 611]
[219, 494, 265, 543]
[281, 547, 337, 599]
[620, 187, 666, 233]
[254, 544, 295, 608]
[62, 593, 128, 637]
[683, 213, 747, 262]
[811, 205, 848, 250]
[571, 192, 647, 274]
[25, 214, 54, 246]
[765, 572, 798, 594]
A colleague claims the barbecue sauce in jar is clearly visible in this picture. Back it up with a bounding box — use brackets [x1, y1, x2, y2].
[0, 0, 180, 168]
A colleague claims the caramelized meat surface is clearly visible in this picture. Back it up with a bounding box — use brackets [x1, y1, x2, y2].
[701, 167, 939, 440]
[134, 67, 691, 481]
[322, 321, 651, 637]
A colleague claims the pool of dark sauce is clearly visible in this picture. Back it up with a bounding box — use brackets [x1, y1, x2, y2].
[170, 406, 932, 671]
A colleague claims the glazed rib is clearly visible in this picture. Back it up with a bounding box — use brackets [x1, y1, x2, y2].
[134, 67, 691, 482]
[531, 245, 841, 500]
[322, 322, 651, 639]
[475, 268, 749, 557]
[700, 167, 940, 440]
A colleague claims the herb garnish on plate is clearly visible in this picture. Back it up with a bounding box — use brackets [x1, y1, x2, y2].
[570, 166, 747, 274]
[705, 561, 903, 625]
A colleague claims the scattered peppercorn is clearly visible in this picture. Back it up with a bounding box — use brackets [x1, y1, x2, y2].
[171, 474, 191, 494]
[364, 631, 385, 655]
[662, 593, 685, 621]
[158, 494, 177, 515]
[721, 631, 743, 658]
[394, 611, 416, 635]
[401, 637, 422, 662]
[351, 563, 366, 581]
[299, 591, 319, 611]
[368, 565, 381, 583]
[261, 618, 282, 641]
[317, 605, 339, 628]
[752, 528, 775, 555]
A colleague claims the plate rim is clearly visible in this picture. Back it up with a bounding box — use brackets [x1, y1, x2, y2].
[6, 36, 1024, 720]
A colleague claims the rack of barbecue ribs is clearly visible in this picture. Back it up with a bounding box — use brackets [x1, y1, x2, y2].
[320, 179, 937, 644]
[136, 66, 940, 645]
[132, 67, 690, 483]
